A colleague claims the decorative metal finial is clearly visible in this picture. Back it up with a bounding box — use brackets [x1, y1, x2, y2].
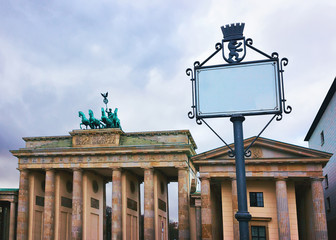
[101, 92, 108, 109]
[221, 23, 246, 63]
[221, 23, 245, 41]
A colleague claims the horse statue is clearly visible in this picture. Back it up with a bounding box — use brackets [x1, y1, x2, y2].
[112, 108, 121, 129]
[79, 111, 90, 129]
[101, 107, 113, 128]
[88, 109, 102, 129]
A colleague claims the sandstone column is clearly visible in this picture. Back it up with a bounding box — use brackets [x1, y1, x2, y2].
[9, 201, 16, 240]
[195, 198, 202, 240]
[231, 178, 239, 240]
[144, 167, 155, 240]
[201, 176, 212, 240]
[275, 178, 291, 240]
[17, 169, 29, 240]
[72, 168, 83, 240]
[178, 167, 190, 239]
[103, 180, 107, 240]
[43, 169, 55, 240]
[112, 168, 122, 240]
[311, 177, 328, 239]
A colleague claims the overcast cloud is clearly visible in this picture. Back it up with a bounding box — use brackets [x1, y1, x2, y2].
[0, 0, 335, 221]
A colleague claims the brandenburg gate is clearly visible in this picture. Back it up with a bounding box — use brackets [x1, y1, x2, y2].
[11, 128, 197, 240]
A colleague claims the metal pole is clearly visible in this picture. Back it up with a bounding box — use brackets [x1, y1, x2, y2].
[230, 115, 252, 240]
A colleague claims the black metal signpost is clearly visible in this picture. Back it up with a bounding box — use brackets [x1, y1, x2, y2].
[186, 23, 291, 239]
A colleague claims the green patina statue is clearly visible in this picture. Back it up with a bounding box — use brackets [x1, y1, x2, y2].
[101, 107, 113, 128]
[88, 109, 102, 129]
[79, 111, 90, 129]
[78, 92, 122, 130]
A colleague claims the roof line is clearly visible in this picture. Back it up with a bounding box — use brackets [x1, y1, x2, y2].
[305, 77, 336, 141]
[192, 136, 332, 159]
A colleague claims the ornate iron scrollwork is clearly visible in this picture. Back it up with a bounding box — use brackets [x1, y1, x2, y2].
[186, 68, 195, 120]
[186, 23, 292, 156]
[280, 58, 292, 115]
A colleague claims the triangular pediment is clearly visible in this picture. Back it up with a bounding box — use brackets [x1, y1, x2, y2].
[192, 136, 332, 163]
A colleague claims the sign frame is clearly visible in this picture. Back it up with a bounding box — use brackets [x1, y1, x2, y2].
[194, 59, 282, 118]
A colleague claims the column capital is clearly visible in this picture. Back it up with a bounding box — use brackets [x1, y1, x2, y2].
[111, 167, 122, 171]
[177, 166, 188, 170]
[18, 168, 28, 172]
[199, 175, 210, 181]
[275, 176, 288, 181]
[72, 167, 83, 172]
[311, 177, 324, 182]
[143, 167, 154, 173]
[44, 168, 55, 172]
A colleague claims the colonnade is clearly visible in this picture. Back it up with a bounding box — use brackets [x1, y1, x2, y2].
[0, 191, 17, 240]
[16, 166, 191, 240]
[199, 177, 328, 240]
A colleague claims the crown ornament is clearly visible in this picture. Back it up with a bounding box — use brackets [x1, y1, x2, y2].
[221, 23, 245, 41]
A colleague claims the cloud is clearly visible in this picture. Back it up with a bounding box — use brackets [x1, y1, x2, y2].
[0, 0, 335, 221]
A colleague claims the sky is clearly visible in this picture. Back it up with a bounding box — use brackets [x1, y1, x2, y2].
[0, 0, 335, 221]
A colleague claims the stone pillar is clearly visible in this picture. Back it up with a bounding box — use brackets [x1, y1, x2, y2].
[43, 169, 55, 240]
[144, 168, 155, 240]
[231, 178, 239, 240]
[9, 201, 16, 240]
[178, 167, 190, 239]
[275, 178, 291, 240]
[103, 180, 107, 240]
[311, 178, 328, 239]
[112, 168, 122, 240]
[201, 176, 212, 240]
[17, 169, 29, 240]
[72, 169, 83, 240]
[195, 198, 202, 240]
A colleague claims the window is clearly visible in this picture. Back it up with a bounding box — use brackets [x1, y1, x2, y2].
[250, 192, 264, 207]
[251, 226, 266, 240]
[326, 197, 331, 212]
[325, 174, 329, 189]
[320, 131, 325, 146]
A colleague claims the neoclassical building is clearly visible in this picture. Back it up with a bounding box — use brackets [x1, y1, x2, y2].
[192, 136, 331, 240]
[11, 128, 197, 240]
[10, 128, 332, 240]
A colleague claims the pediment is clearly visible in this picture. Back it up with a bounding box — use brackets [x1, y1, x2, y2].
[192, 137, 332, 162]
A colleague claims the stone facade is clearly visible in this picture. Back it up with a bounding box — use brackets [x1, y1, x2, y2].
[11, 128, 197, 240]
[191, 136, 331, 240]
[10, 127, 332, 239]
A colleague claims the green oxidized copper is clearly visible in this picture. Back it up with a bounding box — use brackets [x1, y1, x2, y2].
[79, 111, 90, 129]
[88, 109, 103, 129]
[78, 92, 122, 130]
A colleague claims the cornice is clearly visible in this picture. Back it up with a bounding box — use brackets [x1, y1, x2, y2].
[193, 158, 329, 166]
[23, 135, 70, 141]
[192, 136, 333, 161]
[11, 144, 196, 157]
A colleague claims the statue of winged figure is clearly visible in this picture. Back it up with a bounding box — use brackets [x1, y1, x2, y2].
[101, 92, 108, 105]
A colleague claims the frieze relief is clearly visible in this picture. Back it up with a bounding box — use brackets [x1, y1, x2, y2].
[73, 133, 119, 147]
[18, 153, 188, 167]
[251, 147, 263, 158]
